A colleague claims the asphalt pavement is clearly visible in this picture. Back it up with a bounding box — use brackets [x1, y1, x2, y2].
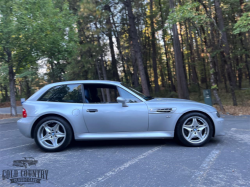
[0, 115, 250, 187]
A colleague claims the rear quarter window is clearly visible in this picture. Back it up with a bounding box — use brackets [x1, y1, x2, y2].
[38, 84, 83, 103]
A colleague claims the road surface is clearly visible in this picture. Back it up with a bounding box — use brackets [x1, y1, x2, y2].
[0, 115, 250, 187]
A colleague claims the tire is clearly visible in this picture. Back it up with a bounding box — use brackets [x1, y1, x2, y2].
[175, 112, 214, 147]
[34, 116, 73, 152]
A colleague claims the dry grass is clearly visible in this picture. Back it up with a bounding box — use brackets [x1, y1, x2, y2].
[0, 114, 22, 119]
[214, 105, 250, 116]
[0, 101, 22, 108]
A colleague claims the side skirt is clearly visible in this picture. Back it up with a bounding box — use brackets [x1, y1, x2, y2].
[75, 131, 174, 140]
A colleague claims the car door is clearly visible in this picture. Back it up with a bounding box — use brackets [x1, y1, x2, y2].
[82, 83, 148, 132]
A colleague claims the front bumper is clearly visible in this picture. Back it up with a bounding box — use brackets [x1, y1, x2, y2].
[17, 117, 37, 138]
[214, 117, 225, 136]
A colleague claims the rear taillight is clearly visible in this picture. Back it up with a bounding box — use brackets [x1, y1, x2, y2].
[22, 108, 27, 118]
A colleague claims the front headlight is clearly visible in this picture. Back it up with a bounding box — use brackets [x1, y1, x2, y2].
[216, 111, 220, 118]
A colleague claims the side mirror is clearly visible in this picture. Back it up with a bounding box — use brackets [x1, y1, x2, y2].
[117, 97, 128, 107]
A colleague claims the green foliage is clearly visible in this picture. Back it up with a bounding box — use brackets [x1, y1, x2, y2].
[210, 69, 215, 74]
[167, 2, 209, 26]
[0, 64, 8, 84]
[0, 0, 77, 99]
[211, 85, 218, 90]
[233, 12, 250, 34]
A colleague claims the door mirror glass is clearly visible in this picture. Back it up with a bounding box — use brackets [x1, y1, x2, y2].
[117, 97, 128, 107]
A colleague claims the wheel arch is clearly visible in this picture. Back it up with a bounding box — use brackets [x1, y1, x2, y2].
[31, 113, 74, 139]
[174, 110, 215, 137]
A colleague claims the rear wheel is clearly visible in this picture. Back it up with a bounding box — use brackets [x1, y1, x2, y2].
[34, 116, 73, 152]
[175, 112, 213, 147]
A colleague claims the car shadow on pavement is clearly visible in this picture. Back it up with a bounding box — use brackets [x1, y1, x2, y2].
[69, 138, 179, 150]
[68, 136, 224, 150]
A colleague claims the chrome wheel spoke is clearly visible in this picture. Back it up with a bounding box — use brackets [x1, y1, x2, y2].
[44, 126, 52, 133]
[196, 131, 203, 140]
[198, 125, 206, 131]
[183, 125, 193, 132]
[56, 131, 65, 138]
[41, 134, 51, 142]
[191, 118, 199, 127]
[53, 123, 60, 132]
[187, 132, 194, 141]
[50, 137, 58, 147]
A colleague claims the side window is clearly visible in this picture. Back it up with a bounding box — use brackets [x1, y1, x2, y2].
[117, 87, 142, 103]
[38, 84, 83, 103]
[38, 86, 62, 101]
[84, 84, 120, 103]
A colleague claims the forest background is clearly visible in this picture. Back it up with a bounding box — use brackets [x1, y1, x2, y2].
[1, 0, 250, 116]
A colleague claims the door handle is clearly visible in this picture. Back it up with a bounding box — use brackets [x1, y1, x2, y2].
[86, 109, 98, 113]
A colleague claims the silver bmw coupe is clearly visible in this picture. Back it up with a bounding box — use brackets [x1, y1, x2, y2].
[17, 80, 224, 152]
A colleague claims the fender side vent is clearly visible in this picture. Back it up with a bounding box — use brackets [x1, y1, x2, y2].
[156, 108, 172, 112]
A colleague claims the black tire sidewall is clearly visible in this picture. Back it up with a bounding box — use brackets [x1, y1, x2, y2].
[175, 112, 214, 147]
[34, 116, 73, 152]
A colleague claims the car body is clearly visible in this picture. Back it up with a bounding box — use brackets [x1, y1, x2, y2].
[17, 80, 224, 151]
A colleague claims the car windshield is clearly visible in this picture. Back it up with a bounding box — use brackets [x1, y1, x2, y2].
[120, 83, 154, 101]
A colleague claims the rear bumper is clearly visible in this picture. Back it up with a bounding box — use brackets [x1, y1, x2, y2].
[214, 117, 225, 136]
[17, 117, 36, 138]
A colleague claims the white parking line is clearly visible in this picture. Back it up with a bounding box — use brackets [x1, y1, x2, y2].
[0, 138, 9, 142]
[231, 128, 250, 131]
[81, 145, 163, 187]
[0, 143, 34, 151]
[190, 148, 221, 186]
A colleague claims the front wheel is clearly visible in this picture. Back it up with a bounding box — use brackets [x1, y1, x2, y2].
[175, 112, 214, 147]
[34, 116, 73, 152]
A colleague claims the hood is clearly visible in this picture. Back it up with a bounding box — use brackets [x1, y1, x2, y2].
[146, 98, 216, 112]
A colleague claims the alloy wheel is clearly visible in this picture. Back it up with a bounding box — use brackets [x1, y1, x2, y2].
[182, 116, 209, 144]
[37, 120, 66, 149]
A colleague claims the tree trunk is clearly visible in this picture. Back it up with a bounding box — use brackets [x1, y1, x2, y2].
[124, 0, 150, 96]
[96, 30, 111, 102]
[186, 22, 199, 85]
[25, 78, 31, 98]
[128, 27, 139, 88]
[194, 32, 208, 89]
[109, 6, 129, 83]
[169, 0, 189, 99]
[8, 64, 17, 116]
[239, 0, 250, 84]
[238, 55, 243, 89]
[95, 59, 106, 102]
[214, 0, 237, 105]
[149, 0, 160, 93]
[105, 5, 120, 81]
[159, 0, 175, 92]
[208, 52, 225, 112]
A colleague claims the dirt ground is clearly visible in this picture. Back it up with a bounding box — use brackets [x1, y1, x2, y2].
[214, 105, 250, 116]
[0, 101, 22, 108]
[0, 114, 22, 119]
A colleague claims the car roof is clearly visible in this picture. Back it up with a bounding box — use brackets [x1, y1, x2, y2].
[46, 80, 122, 87]
[27, 80, 123, 101]
[26, 80, 147, 102]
